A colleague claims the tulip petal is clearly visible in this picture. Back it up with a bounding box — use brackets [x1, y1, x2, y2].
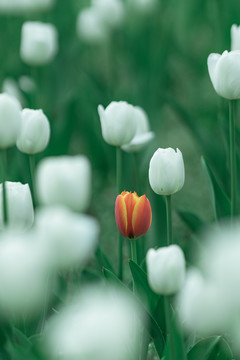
[115, 195, 128, 237]
[132, 195, 152, 238]
[123, 192, 138, 238]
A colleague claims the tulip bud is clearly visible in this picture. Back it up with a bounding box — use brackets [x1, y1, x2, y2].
[2, 78, 25, 106]
[98, 101, 137, 146]
[128, 0, 158, 14]
[35, 206, 99, 271]
[121, 106, 154, 152]
[207, 50, 240, 99]
[149, 147, 185, 196]
[231, 25, 240, 51]
[115, 191, 152, 239]
[36, 155, 91, 212]
[16, 108, 50, 154]
[0, 182, 34, 231]
[0, 93, 21, 149]
[92, 0, 124, 28]
[0, 0, 55, 14]
[146, 245, 186, 295]
[20, 21, 58, 66]
[76, 8, 108, 43]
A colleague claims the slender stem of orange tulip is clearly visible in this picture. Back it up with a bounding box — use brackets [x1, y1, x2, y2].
[130, 240, 137, 294]
[1, 150, 8, 225]
[165, 195, 172, 245]
[229, 100, 237, 218]
[116, 146, 123, 280]
[29, 154, 37, 208]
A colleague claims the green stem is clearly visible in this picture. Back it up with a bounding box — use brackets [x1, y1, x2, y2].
[130, 240, 137, 295]
[116, 147, 123, 280]
[1, 150, 8, 225]
[229, 100, 237, 218]
[164, 296, 175, 360]
[29, 154, 37, 207]
[165, 195, 172, 245]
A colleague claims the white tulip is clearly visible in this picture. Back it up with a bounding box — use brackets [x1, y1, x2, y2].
[35, 206, 99, 271]
[128, 0, 158, 14]
[16, 108, 50, 154]
[0, 93, 21, 149]
[121, 106, 154, 152]
[92, 0, 124, 28]
[77, 8, 108, 43]
[207, 50, 240, 99]
[2, 78, 25, 106]
[231, 24, 240, 51]
[44, 286, 143, 360]
[149, 147, 185, 195]
[146, 245, 186, 295]
[0, 182, 34, 231]
[0, 0, 55, 14]
[19, 76, 36, 93]
[36, 155, 91, 212]
[0, 231, 49, 317]
[98, 101, 137, 146]
[20, 22, 58, 66]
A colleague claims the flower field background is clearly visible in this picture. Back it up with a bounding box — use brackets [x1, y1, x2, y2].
[1, 0, 240, 359]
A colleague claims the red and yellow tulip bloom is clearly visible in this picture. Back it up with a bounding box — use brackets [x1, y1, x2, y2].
[115, 191, 152, 239]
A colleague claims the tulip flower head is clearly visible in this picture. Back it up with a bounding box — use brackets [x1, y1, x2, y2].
[115, 191, 152, 239]
[231, 24, 240, 51]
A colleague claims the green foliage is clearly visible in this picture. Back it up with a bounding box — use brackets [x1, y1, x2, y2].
[187, 336, 233, 360]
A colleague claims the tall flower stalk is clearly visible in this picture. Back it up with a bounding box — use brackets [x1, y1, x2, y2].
[229, 100, 237, 217]
[116, 146, 123, 280]
[1, 150, 8, 225]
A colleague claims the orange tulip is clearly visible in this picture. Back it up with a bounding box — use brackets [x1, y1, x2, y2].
[115, 191, 152, 239]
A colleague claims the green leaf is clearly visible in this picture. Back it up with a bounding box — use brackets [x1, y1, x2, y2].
[129, 260, 159, 311]
[201, 157, 231, 219]
[102, 267, 165, 358]
[178, 210, 204, 233]
[96, 246, 115, 274]
[187, 336, 233, 360]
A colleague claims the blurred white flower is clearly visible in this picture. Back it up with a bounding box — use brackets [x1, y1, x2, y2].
[76, 8, 108, 43]
[121, 106, 154, 152]
[35, 206, 99, 271]
[44, 286, 143, 360]
[0, 231, 49, 317]
[19, 76, 36, 93]
[146, 245, 186, 295]
[231, 24, 240, 51]
[20, 22, 58, 66]
[0, 181, 34, 231]
[128, 0, 158, 14]
[0, 93, 21, 149]
[149, 147, 185, 195]
[92, 0, 124, 28]
[98, 101, 137, 146]
[207, 50, 240, 99]
[2, 78, 25, 106]
[16, 108, 50, 154]
[36, 155, 91, 212]
[0, 0, 55, 14]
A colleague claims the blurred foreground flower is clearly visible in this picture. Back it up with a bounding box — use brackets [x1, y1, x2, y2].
[0, 93, 21, 149]
[146, 245, 186, 295]
[2, 78, 25, 106]
[231, 24, 240, 51]
[37, 155, 91, 212]
[0, 181, 34, 230]
[0, 231, 50, 317]
[128, 0, 158, 14]
[77, 8, 108, 43]
[98, 101, 137, 146]
[92, 0, 124, 28]
[121, 106, 154, 152]
[44, 286, 144, 360]
[149, 147, 185, 195]
[20, 21, 58, 66]
[17, 108, 50, 154]
[36, 206, 99, 271]
[0, 0, 55, 14]
[115, 190, 152, 239]
[207, 50, 240, 99]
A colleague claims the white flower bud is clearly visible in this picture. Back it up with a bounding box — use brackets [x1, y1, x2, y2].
[35, 206, 99, 271]
[128, 0, 158, 14]
[2, 78, 25, 106]
[121, 106, 154, 152]
[0, 0, 55, 14]
[20, 21, 58, 66]
[36, 155, 91, 212]
[0, 93, 21, 149]
[207, 50, 240, 99]
[231, 24, 240, 51]
[16, 108, 50, 154]
[98, 101, 137, 146]
[0, 182, 34, 231]
[149, 147, 185, 195]
[92, 0, 124, 28]
[76, 8, 108, 43]
[146, 245, 186, 295]
[0, 232, 49, 317]
[44, 286, 143, 360]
